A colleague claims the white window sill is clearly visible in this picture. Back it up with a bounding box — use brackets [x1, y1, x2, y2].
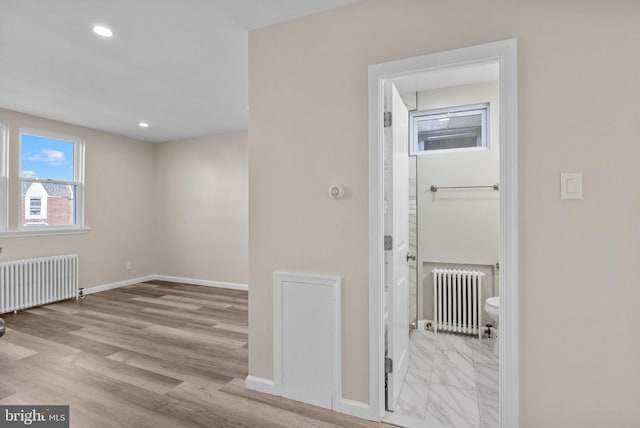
[0, 226, 91, 238]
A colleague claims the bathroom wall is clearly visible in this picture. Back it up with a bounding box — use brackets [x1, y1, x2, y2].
[415, 82, 500, 324]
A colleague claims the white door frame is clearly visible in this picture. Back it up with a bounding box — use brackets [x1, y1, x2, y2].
[368, 39, 518, 426]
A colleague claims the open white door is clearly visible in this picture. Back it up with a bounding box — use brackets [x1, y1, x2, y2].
[384, 82, 410, 411]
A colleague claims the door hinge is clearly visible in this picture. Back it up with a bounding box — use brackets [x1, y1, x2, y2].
[384, 112, 392, 128]
[384, 235, 392, 251]
[385, 357, 393, 373]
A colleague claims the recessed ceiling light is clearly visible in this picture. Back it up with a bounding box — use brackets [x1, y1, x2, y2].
[93, 25, 113, 38]
[139, 122, 149, 128]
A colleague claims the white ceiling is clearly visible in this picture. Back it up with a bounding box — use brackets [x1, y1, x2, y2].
[0, 0, 359, 143]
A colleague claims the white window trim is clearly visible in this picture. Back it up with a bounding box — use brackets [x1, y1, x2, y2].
[410, 103, 489, 156]
[18, 128, 85, 231]
[0, 226, 90, 238]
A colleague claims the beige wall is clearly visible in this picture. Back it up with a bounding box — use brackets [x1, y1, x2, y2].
[0, 108, 157, 288]
[248, 1, 640, 426]
[0, 109, 248, 290]
[155, 132, 248, 284]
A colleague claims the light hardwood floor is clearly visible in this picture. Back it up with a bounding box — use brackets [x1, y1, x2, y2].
[0, 281, 393, 428]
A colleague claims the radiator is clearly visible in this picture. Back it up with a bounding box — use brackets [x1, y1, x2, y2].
[433, 268, 484, 339]
[0, 254, 79, 314]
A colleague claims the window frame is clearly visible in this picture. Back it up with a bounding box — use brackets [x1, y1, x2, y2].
[410, 103, 489, 156]
[18, 128, 85, 232]
[0, 122, 7, 231]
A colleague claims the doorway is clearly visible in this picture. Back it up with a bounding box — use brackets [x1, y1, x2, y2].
[393, 66, 501, 427]
[367, 40, 518, 427]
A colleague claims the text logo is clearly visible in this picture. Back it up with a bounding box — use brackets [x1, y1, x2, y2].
[0, 406, 68, 428]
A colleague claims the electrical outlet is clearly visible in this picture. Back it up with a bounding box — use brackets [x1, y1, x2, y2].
[125, 262, 133, 270]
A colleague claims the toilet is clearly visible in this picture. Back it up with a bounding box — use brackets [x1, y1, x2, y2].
[484, 296, 500, 356]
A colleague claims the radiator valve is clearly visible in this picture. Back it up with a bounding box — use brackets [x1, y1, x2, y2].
[484, 324, 494, 337]
[0, 319, 5, 338]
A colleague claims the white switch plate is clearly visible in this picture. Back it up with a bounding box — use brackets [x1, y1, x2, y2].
[561, 172, 582, 199]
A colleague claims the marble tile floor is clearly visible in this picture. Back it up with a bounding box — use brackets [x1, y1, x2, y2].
[384, 330, 499, 428]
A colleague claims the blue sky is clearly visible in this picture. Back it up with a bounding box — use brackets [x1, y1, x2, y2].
[21, 134, 74, 181]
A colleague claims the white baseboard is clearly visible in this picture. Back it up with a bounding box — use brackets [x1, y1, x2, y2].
[154, 275, 248, 291]
[82, 275, 156, 295]
[245, 376, 375, 421]
[82, 274, 248, 295]
[245, 375, 275, 395]
[339, 398, 376, 421]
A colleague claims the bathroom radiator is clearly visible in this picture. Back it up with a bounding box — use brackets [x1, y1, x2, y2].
[0, 255, 79, 314]
[433, 269, 484, 339]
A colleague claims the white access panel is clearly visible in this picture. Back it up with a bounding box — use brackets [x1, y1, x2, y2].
[274, 272, 341, 411]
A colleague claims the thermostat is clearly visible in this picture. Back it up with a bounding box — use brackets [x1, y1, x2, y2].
[328, 185, 345, 199]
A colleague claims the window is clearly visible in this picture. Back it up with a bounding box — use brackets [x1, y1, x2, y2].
[29, 198, 41, 216]
[19, 129, 84, 229]
[411, 103, 489, 155]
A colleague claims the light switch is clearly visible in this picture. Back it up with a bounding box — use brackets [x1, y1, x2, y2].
[561, 172, 582, 200]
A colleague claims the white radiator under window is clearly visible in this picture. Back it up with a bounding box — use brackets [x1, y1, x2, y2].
[0, 254, 79, 314]
[433, 268, 484, 339]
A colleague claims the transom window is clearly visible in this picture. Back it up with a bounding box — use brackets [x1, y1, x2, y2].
[411, 103, 489, 155]
[19, 129, 84, 228]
